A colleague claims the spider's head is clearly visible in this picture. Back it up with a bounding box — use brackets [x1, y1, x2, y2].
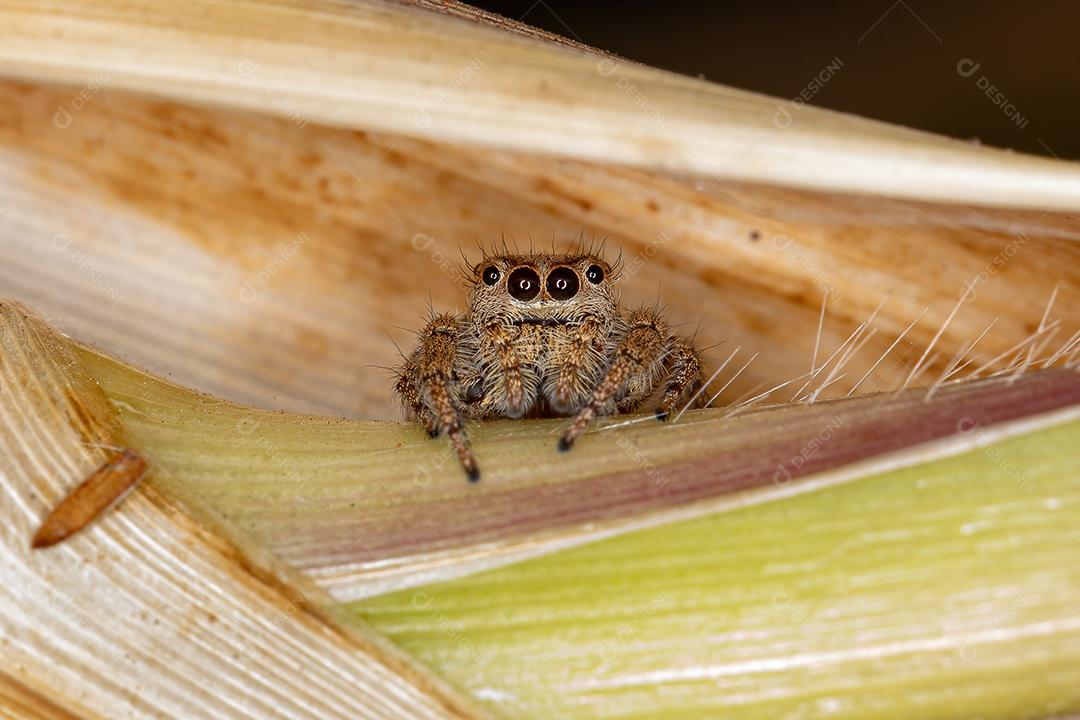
[467, 251, 619, 327]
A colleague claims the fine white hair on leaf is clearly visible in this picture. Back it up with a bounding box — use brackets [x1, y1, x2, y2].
[900, 281, 976, 393]
[792, 292, 828, 400]
[587, 275, 1075, 442]
[926, 318, 997, 400]
[704, 352, 758, 409]
[673, 346, 741, 422]
[1043, 329, 1080, 368]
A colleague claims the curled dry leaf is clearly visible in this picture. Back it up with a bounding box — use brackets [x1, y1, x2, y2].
[0, 1, 1076, 422]
[0, 302, 490, 719]
[8, 301, 1077, 720]
[355, 416, 1080, 719]
[1, 0, 1079, 207]
[0, 0, 1078, 718]
[77, 321, 1080, 603]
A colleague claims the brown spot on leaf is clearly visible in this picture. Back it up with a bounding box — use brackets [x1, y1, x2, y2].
[32, 449, 148, 549]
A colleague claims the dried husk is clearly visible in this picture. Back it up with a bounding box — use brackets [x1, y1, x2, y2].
[0, 0, 1077, 420]
[0, 302, 488, 719]
[0, 0, 1078, 717]
[3, 301, 1077, 719]
[77, 339, 1080, 601]
[0, 77, 1076, 421]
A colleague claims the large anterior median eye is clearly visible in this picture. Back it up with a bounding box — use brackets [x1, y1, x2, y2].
[482, 266, 500, 286]
[507, 267, 541, 301]
[546, 267, 579, 300]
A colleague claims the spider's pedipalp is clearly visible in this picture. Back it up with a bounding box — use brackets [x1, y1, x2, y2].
[482, 322, 526, 416]
[550, 318, 606, 412]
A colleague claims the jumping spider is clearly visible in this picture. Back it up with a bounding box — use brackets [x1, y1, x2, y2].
[394, 248, 706, 481]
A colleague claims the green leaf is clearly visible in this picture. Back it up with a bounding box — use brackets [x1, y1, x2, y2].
[355, 417, 1080, 719]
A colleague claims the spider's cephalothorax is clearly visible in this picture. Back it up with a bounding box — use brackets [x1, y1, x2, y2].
[394, 250, 706, 481]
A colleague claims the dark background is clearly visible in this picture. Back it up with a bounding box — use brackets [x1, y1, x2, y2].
[471, 0, 1079, 160]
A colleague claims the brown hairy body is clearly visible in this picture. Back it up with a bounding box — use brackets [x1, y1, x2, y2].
[394, 248, 706, 481]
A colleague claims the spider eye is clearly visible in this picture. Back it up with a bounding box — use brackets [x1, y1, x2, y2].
[585, 264, 605, 284]
[482, 266, 500, 286]
[507, 267, 541, 301]
[546, 267, 579, 301]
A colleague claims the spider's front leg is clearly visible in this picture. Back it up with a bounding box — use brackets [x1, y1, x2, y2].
[396, 313, 481, 482]
[558, 308, 703, 451]
[394, 369, 438, 438]
[653, 335, 704, 421]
